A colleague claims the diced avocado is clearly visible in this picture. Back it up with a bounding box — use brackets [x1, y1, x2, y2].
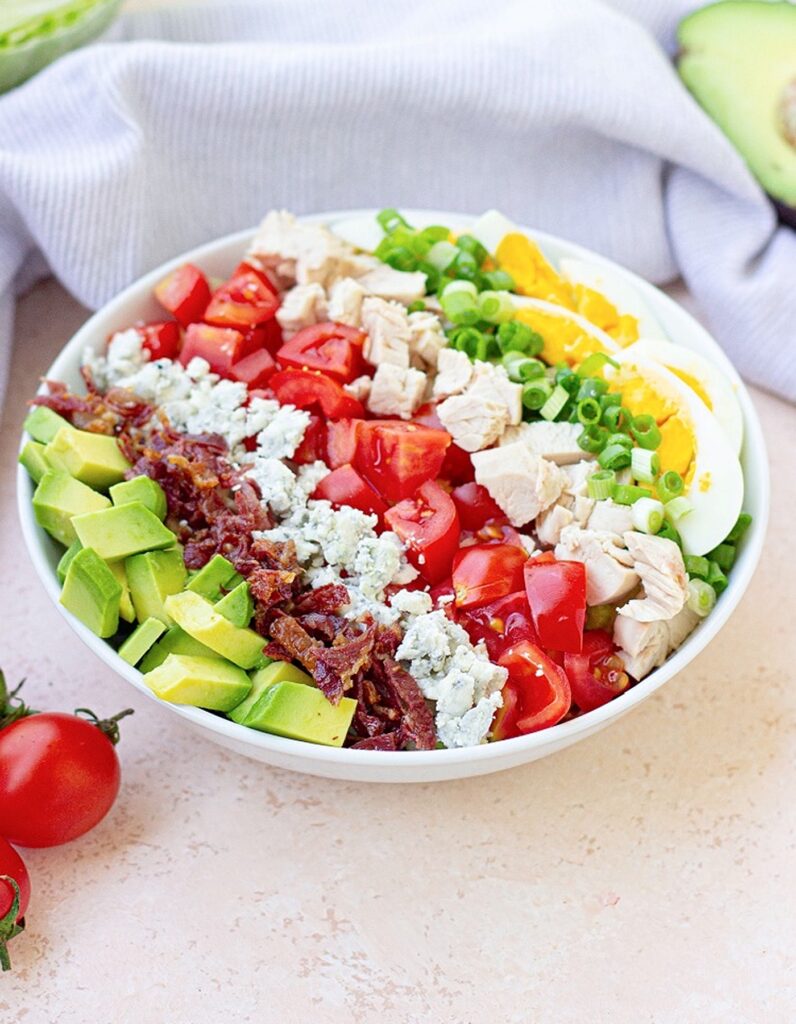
[43, 426, 131, 490]
[215, 581, 254, 628]
[33, 470, 111, 546]
[117, 617, 167, 666]
[186, 554, 244, 601]
[164, 591, 265, 670]
[125, 547, 187, 625]
[227, 660, 308, 725]
[143, 653, 252, 711]
[238, 680, 356, 747]
[60, 547, 122, 638]
[138, 625, 218, 673]
[72, 501, 176, 561]
[678, 1, 796, 220]
[23, 406, 70, 444]
[19, 441, 49, 483]
[56, 540, 83, 583]
[110, 475, 168, 521]
[107, 561, 136, 623]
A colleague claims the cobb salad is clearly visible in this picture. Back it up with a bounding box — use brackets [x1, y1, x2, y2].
[20, 208, 751, 751]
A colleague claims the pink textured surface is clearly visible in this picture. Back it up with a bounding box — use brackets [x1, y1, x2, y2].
[1, 279, 794, 1022]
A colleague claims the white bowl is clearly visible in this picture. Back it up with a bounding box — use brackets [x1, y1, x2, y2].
[17, 209, 769, 783]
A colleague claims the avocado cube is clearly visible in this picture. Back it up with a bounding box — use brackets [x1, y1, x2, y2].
[107, 561, 136, 623]
[117, 618, 167, 666]
[44, 426, 131, 490]
[125, 547, 187, 624]
[19, 441, 50, 483]
[138, 625, 218, 673]
[72, 502, 176, 561]
[23, 406, 70, 444]
[57, 540, 83, 583]
[227, 660, 311, 725]
[33, 471, 111, 546]
[239, 680, 355, 747]
[215, 581, 254, 628]
[110, 475, 167, 521]
[143, 654, 252, 711]
[60, 547, 122, 638]
[186, 554, 244, 602]
[164, 591, 265, 670]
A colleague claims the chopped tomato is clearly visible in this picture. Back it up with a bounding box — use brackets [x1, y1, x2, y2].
[429, 578, 456, 617]
[384, 480, 460, 584]
[137, 320, 181, 360]
[524, 557, 586, 654]
[355, 420, 451, 504]
[244, 318, 284, 357]
[462, 518, 526, 551]
[270, 368, 365, 420]
[459, 590, 537, 660]
[450, 482, 503, 531]
[326, 418, 362, 468]
[413, 402, 473, 484]
[452, 543, 528, 610]
[277, 322, 365, 384]
[292, 414, 327, 465]
[564, 630, 630, 712]
[229, 348, 276, 388]
[312, 464, 388, 519]
[179, 323, 246, 375]
[204, 261, 280, 330]
[495, 640, 572, 738]
[154, 263, 211, 327]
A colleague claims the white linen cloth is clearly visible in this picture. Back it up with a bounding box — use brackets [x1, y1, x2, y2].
[0, 0, 794, 403]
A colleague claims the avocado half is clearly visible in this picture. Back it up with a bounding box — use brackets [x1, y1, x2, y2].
[677, 0, 796, 227]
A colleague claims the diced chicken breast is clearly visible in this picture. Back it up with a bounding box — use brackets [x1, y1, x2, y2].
[587, 499, 635, 537]
[666, 605, 700, 651]
[472, 442, 566, 526]
[433, 348, 474, 399]
[535, 503, 574, 547]
[275, 283, 327, 337]
[367, 363, 427, 420]
[562, 459, 598, 497]
[248, 210, 360, 290]
[499, 421, 591, 465]
[438, 396, 508, 453]
[555, 525, 639, 605]
[618, 532, 689, 623]
[408, 310, 447, 368]
[327, 277, 366, 326]
[360, 297, 411, 368]
[344, 375, 372, 402]
[357, 263, 427, 305]
[613, 616, 668, 680]
[572, 495, 595, 526]
[467, 362, 523, 426]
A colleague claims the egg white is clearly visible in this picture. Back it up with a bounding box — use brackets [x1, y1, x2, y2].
[329, 215, 385, 253]
[559, 258, 669, 342]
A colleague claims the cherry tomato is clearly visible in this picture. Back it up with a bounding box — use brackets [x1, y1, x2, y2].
[524, 557, 587, 654]
[292, 413, 327, 465]
[429, 578, 456, 617]
[384, 480, 460, 584]
[312, 464, 388, 519]
[461, 518, 527, 551]
[413, 402, 473, 484]
[154, 263, 211, 327]
[0, 709, 130, 848]
[228, 348, 276, 388]
[179, 323, 247, 376]
[270, 368, 365, 420]
[452, 543, 528, 610]
[0, 837, 29, 972]
[137, 320, 181, 361]
[204, 261, 280, 330]
[355, 420, 451, 504]
[564, 630, 630, 712]
[277, 322, 365, 384]
[450, 482, 503, 531]
[459, 590, 537, 660]
[495, 640, 572, 738]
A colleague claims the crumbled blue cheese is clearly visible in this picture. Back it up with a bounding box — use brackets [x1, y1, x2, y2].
[389, 589, 433, 618]
[246, 457, 297, 515]
[255, 405, 311, 460]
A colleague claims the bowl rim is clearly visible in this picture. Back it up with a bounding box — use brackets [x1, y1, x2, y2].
[17, 207, 770, 769]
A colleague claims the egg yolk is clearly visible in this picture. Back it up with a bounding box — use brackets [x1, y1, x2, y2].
[668, 367, 712, 410]
[514, 307, 613, 366]
[496, 234, 574, 308]
[612, 373, 697, 485]
[572, 286, 640, 347]
[656, 414, 695, 481]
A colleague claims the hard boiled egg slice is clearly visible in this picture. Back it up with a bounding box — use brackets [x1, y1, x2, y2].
[559, 258, 669, 344]
[622, 338, 743, 455]
[607, 354, 744, 556]
[329, 215, 387, 253]
[510, 295, 620, 367]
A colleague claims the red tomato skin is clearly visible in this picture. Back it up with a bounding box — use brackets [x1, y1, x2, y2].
[137, 320, 181, 361]
[355, 420, 451, 504]
[464, 519, 526, 550]
[450, 483, 503, 531]
[179, 323, 246, 376]
[277, 322, 365, 384]
[0, 838, 30, 921]
[204, 262, 280, 330]
[523, 558, 587, 655]
[312, 464, 388, 519]
[384, 480, 460, 584]
[292, 414, 327, 465]
[229, 348, 276, 388]
[0, 713, 121, 848]
[459, 590, 537, 660]
[413, 403, 473, 485]
[429, 579, 456, 618]
[495, 641, 572, 738]
[564, 630, 629, 712]
[244, 318, 284, 357]
[270, 369, 364, 420]
[452, 543, 528, 610]
[154, 264, 211, 327]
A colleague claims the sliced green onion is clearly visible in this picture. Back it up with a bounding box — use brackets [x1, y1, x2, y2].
[382, 246, 417, 272]
[420, 225, 450, 243]
[598, 443, 632, 471]
[416, 261, 440, 294]
[687, 579, 717, 617]
[448, 327, 484, 358]
[440, 281, 479, 325]
[585, 605, 617, 631]
[707, 560, 728, 594]
[606, 432, 633, 450]
[600, 392, 622, 410]
[613, 484, 648, 506]
[587, 470, 616, 500]
[539, 384, 570, 421]
[578, 352, 619, 377]
[577, 377, 608, 401]
[442, 279, 478, 298]
[657, 470, 684, 504]
[505, 356, 546, 383]
[497, 319, 533, 353]
[630, 414, 662, 450]
[556, 374, 581, 397]
[578, 425, 609, 454]
[684, 554, 710, 580]
[602, 405, 631, 432]
[665, 496, 693, 523]
[455, 234, 488, 265]
[631, 496, 664, 534]
[407, 300, 426, 314]
[426, 240, 459, 273]
[657, 520, 682, 548]
[725, 512, 752, 544]
[481, 269, 514, 291]
[478, 290, 515, 324]
[522, 380, 553, 411]
[377, 208, 409, 233]
[707, 542, 735, 573]
[630, 447, 660, 483]
[452, 249, 480, 281]
[577, 397, 602, 427]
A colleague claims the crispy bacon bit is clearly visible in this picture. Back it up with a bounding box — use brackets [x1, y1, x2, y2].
[296, 613, 348, 644]
[269, 615, 321, 671]
[350, 734, 399, 751]
[292, 584, 349, 616]
[313, 627, 376, 704]
[32, 378, 154, 435]
[372, 656, 436, 751]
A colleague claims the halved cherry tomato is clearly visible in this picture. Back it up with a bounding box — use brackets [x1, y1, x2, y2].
[204, 262, 280, 330]
[277, 322, 365, 384]
[459, 590, 537, 660]
[563, 630, 630, 713]
[524, 557, 587, 654]
[413, 403, 473, 485]
[154, 263, 211, 327]
[384, 480, 460, 584]
[292, 414, 327, 465]
[244, 318, 284, 356]
[452, 543, 528, 610]
[495, 640, 572, 738]
[326, 418, 362, 468]
[355, 420, 451, 504]
[450, 482, 503, 531]
[429, 578, 456, 617]
[312, 464, 388, 519]
[270, 368, 364, 420]
[137, 320, 181, 360]
[179, 323, 246, 376]
[461, 518, 526, 551]
[228, 348, 276, 389]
